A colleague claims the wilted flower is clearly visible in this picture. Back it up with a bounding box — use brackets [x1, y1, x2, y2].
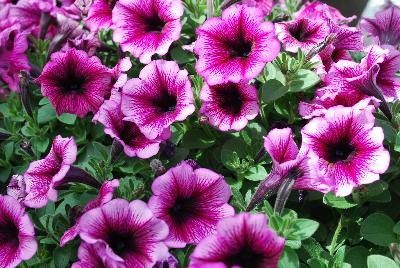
[112, 0, 184, 64]
[23, 135, 77, 208]
[79, 199, 169, 267]
[242, 0, 274, 16]
[37, 48, 113, 117]
[0, 4, 30, 92]
[148, 162, 234, 248]
[121, 60, 195, 140]
[189, 213, 285, 268]
[7, 175, 26, 201]
[0, 195, 37, 268]
[276, 17, 330, 53]
[60, 179, 119, 247]
[247, 128, 332, 210]
[301, 106, 390, 196]
[295, 0, 356, 24]
[360, 5, 400, 46]
[194, 4, 280, 85]
[200, 81, 259, 131]
[85, 0, 116, 31]
[93, 92, 170, 158]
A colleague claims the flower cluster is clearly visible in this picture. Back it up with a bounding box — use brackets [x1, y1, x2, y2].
[1, 0, 399, 267]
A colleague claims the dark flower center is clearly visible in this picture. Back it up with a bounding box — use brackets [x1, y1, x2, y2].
[214, 84, 243, 116]
[56, 0, 62, 7]
[153, 91, 177, 113]
[5, 31, 16, 51]
[228, 37, 252, 58]
[0, 220, 19, 247]
[289, 20, 315, 42]
[226, 245, 265, 268]
[169, 197, 196, 224]
[144, 14, 166, 33]
[119, 122, 139, 146]
[107, 232, 136, 257]
[107, 0, 118, 9]
[60, 70, 86, 94]
[327, 140, 356, 163]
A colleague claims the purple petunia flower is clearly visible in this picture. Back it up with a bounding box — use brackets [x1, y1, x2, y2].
[93, 92, 171, 158]
[79, 199, 169, 267]
[110, 57, 132, 93]
[112, 0, 183, 64]
[7, 175, 27, 202]
[199, 81, 259, 132]
[148, 162, 234, 248]
[71, 241, 122, 268]
[276, 17, 330, 53]
[189, 213, 285, 268]
[121, 60, 195, 140]
[37, 48, 113, 117]
[154, 254, 179, 268]
[194, 4, 280, 85]
[301, 106, 390, 197]
[85, 0, 117, 31]
[242, 0, 274, 16]
[360, 5, 400, 46]
[23, 135, 77, 208]
[295, 0, 356, 24]
[60, 179, 120, 247]
[0, 195, 37, 268]
[0, 4, 30, 92]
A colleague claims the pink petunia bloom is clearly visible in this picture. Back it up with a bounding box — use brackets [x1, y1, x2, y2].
[61, 24, 101, 57]
[121, 60, 195, 140]
[93, 92, 170, 158]
[85, 0, 117, 31]
[242, 0, 274, 16]
[112, 0, 183, 64]
[154, 254, 179, 268]
[79, 199, 169, 267]
[7, 175, 27, 202]
[194, 4, 280, 85]
[199, 81, 259, 132]
[148, 162, 234, 248]
[301, 106, 390, 197]
[110, 57, 132, 92]
[276, 17, 330, 53]
[37, 48, 113, 117]
[60, 179, 119, 247]
[360, 5, 400, 46]
[247, 128, 332, 210]
[0, 4, 30, 92]
[72, 241, 125, 268]
[23, 135, 77, 208]
[295, 0, 356, 24]
[189, 213, 285, 268]
[0, 195, 37, 268]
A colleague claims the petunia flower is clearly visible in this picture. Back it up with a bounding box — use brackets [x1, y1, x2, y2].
[154, 254, 179, 268]
[93, 92, 170, 158]
[60, 179, 119, 247]
[301, 106, 390, 197]
[189, 213, 285, 268]
[360, 5, 400, 46]
[72, 241, 125, 268]
[199, 81, 259, 132]
[0, 4, 30, 92]
[295, 0, 356, 24]
[121, 60, 195, 140]
[0, 195, 37, 268]
[247, 128, 332, 211]
[23, 135, 77, 208]
[62, 28, 100, 57]
[276, 17, 330, 53]
[194, 4, 280, 85]
[85, 0, 117, 31]
[110, 57, 132, 93]
[112, 0, 184, 64]
[242, 0, 274, 16]
[79, 199, 169, 267]
[148, 162, 234, 248]
[37, 48, 113, 117]
[7, 175, 27, 202]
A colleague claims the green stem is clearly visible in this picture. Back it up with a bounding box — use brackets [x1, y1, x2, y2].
[330, 215, 343, 256]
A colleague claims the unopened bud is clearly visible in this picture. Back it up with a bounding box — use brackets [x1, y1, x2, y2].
[150, 159, 166, 176]
[19, 71, 33, 117]
[162, 140, 176, 158]
[304, 33, 337, 62]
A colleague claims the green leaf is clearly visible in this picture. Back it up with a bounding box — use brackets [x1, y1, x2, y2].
[37, 103, 56, 124]
[54, 246, 71, 268]
[290, 219, 319, 240]
[323, 192, 357, 209]
[360, 213, 397, 247]
[181, 128, 214, 149]
[57, 113, 77, 125]
[367, 255, 398, 268]
[262, 79, 288, 103]
[278, 247, 299, 268]
[393, 221, 400, 235]
[3, 141, 14, 161]
[170, 46, 195, 64]
[345, 246, 368, 268]
[288, 69, 320, 92]
[245, 165, 267, 181]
